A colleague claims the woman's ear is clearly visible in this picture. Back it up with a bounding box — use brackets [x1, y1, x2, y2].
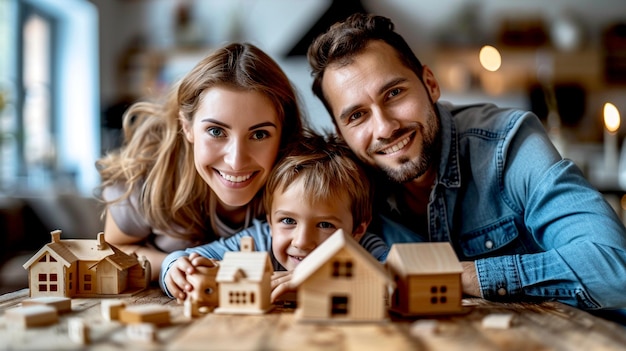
[180, 112, 194, 143]
[351, 221, 369, 243]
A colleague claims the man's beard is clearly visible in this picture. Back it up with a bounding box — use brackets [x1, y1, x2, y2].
[378, 107, 440, 183]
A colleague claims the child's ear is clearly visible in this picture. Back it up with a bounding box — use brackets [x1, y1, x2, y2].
[351, 221, 368, 242]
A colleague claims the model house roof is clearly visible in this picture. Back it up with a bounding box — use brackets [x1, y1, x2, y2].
[290, 229, 393, 287]
[23, 231, 140, 271]
[216, 251, 271, 283]
[386, 242, 463, 276]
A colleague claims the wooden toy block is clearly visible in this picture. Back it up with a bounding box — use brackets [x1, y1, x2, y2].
[184, 296, 200, 318]
[126, 322, 157, 342]
[482, 313, 515, 329]
[119, 304, 170, 327]
[5, 305, 58, 328]
[23, 230, 150, 298]
[68, 317, 90, 344]
[386, 242, 463, 316]
[22, 296, 72, 314]
[410, 319, 440, 337]
[291, 229, 395, 322]
[101, 299, 126, 321]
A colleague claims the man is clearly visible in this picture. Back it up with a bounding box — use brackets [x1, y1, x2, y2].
[307, 13, 626, 312]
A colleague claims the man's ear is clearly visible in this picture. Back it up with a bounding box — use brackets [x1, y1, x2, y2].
[351, 221, 369, 243]
[421, 65, 441, 103]
[180, 112, 194, 143]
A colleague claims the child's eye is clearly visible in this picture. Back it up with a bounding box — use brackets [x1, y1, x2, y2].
[207, 127, 226, 138]
[280, 218, 296, 225]
[317, 222, 336, 229]
[251, 130, 270, 140]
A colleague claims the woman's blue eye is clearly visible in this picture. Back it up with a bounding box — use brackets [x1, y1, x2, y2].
[208, 127, 225, 138]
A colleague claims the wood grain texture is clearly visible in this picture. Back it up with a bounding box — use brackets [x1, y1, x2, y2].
[0, 287, 624, 351]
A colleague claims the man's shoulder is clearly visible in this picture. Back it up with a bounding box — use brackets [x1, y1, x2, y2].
[441, 101, 535, 134]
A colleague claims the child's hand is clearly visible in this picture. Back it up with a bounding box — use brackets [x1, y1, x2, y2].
[270, 271, 295, 303]
[188, 252, 218, 269]
[164, 255, 197, 302]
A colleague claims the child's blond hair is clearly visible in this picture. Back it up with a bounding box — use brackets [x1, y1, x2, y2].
[263, 130, 372, 230]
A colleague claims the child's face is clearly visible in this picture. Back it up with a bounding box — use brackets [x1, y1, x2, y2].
[268, 179, 367, 271]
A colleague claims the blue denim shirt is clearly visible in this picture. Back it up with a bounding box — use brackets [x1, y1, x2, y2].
[375, 102, 626, 310]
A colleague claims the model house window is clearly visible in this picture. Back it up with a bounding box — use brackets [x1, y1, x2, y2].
[331, 260, 353, 278]
[229, 291, 254, 305]
[429, 285, 449, 304]
[84, 274, 92, 291]
[49, 256, 56, 262]
[37, 272, 58, 292]
[39, 256, 46, 263]
[331, 295, 349, 315]
[394, 275, 400, 306]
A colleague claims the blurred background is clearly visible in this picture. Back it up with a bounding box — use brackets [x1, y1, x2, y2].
[1, 0, 626, 293]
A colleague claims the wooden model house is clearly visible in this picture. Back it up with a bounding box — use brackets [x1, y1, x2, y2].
[185, 261, 220, 314]
[290, 229, 395, 322]
[386, 242, 463, 315]
[22, 230, 150, 298]
[213, 237, 273, 314]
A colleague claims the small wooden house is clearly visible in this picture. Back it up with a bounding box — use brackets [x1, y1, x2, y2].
[386, 242, 463, 315]
[214, 237, 272, 314]
[290, 229, 395, 322]
[23, 230, 150, 298]
[186, 262, 220, 311]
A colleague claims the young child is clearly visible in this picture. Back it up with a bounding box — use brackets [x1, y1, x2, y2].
[160, 130, 388, 302]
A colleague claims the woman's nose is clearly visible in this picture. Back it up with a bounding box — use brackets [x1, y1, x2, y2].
[223, 138, 249, 170]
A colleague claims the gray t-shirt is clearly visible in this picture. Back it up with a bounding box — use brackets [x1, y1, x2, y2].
[102, 182, 258, 252]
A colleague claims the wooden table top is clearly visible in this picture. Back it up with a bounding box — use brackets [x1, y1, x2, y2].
[1, 285, 624, 351]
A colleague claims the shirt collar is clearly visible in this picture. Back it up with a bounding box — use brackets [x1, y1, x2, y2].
[436, 102, 461, 189]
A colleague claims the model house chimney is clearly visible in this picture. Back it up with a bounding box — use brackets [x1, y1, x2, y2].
[241, 236, 255, 252]
[97, 232, 107, 250]
[50, 229, 62, 243]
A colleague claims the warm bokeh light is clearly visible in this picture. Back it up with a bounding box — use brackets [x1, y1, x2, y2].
[604, 102, 621, 133]
[479, 45, 502, 72]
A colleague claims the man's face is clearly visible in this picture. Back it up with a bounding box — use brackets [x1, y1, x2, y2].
[321, 41, 441, 183]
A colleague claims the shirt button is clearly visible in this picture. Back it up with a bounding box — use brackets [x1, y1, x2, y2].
[485, 240, 494, 249]
[498, 288, 507, 296]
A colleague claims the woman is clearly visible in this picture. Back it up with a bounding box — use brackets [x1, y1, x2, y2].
[96, 43, 305, 280]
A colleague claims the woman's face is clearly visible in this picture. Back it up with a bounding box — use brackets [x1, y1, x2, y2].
[182, 86, 282, 209]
